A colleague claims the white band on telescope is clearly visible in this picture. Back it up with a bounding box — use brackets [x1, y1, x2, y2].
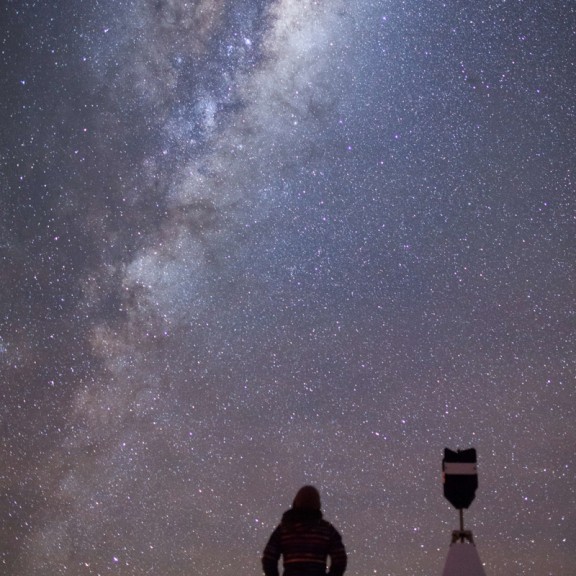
[444, 462, 477, 475]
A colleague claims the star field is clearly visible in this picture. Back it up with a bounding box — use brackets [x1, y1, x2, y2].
[1, 1, 575, 575]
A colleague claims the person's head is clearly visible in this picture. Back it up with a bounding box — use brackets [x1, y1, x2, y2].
[292, 485, 321, 510]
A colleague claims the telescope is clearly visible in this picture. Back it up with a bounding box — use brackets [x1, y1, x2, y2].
[443, 447, 478, 540]
[441, 447, 486, 576]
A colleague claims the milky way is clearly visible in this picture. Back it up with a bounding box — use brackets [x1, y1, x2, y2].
[1, 1, 575, 575]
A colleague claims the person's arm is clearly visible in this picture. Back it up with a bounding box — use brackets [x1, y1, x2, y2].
[262, 526, 282, 576]
[327, 526, 347, 576]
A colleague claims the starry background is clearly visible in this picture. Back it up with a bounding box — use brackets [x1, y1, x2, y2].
[1, 1, 575, 575]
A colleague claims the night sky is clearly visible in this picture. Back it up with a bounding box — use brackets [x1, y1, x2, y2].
[1, 1, 575, 575]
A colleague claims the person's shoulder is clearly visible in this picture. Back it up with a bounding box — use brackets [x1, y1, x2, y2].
[320, 519, 344, 537]
[317, 518, 335, 530]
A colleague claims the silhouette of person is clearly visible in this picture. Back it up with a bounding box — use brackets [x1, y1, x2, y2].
[262, 485, 347, 576]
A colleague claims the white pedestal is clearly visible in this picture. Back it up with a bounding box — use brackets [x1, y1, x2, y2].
[442, 540, 486, 576]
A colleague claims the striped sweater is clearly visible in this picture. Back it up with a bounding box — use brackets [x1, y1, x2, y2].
[262, 508, 347, 576]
